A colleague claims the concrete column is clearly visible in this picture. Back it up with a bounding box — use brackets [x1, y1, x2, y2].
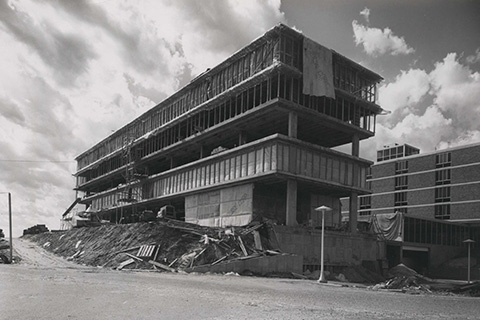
[286, 179, 298, 226]
[170, 157, 177, 169]
[238, 130, 247, 146]
[288, 111, 298, 138]
[352, 134, 359, 157]
[349, 192, 358, 234]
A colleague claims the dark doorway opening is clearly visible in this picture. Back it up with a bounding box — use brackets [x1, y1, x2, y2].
[386, 244, 401, 269]
[402, 249, 429, 275]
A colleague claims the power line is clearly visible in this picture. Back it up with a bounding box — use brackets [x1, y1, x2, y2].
[0, 160, 74, 163]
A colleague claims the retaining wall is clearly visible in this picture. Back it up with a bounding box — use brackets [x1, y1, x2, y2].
[274, 226, 385, 268]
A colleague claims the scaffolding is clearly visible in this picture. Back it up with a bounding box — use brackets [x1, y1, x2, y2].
[116, 130, 147, 223]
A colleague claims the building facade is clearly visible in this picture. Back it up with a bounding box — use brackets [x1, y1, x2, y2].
[342, 143, 480, 275]
[348, 143, 480, 223]
[74, 24, 384, 230]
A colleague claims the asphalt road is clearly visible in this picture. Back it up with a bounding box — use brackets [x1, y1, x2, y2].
[1, 238, 479, 320]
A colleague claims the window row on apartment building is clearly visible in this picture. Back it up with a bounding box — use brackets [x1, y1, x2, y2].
[348, 144, 480, 223]
[377, 144, 419, 162]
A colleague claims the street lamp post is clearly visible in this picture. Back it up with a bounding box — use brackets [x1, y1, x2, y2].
[315, 205, 332, 283]
[463, 239, 475, 284]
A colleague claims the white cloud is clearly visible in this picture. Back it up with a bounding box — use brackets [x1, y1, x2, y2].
[352, 20, 415, 56]
[466, 48, 480, 64]
[378, 68, 430, 114]
[359, 7, 370, 23]
[375, 106, 453, 155]
[429, 53, 480, 130]
[437, 131, 480, 150]
[0, 0, 285, 236]
[374, 52, 480, 158]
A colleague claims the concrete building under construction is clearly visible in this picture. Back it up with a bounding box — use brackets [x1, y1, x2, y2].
[73, 24, 386, 271]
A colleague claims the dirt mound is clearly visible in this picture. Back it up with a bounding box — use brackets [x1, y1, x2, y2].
[25, 218, 279, 271]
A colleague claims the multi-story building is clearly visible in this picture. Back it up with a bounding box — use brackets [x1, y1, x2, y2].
[342, 143, 480, 276]
[74, 24, 383, 232]
[353, 143, 480, 223]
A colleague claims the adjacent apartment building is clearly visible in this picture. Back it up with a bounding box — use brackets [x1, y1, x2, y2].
[342, 143, 480, 275]
[74, 24, 384, 231]
[350, 143, 480, 224]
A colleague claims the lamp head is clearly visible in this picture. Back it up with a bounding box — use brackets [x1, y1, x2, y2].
[315, 205, 332, 212]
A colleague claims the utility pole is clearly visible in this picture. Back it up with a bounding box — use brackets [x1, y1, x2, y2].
[8, 192, 12, 263]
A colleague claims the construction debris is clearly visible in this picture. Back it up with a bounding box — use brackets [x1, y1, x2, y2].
[368, 263, 480, 296]
[24, 218, 281, 273]
[0, 238, 9, 250]
[117, 258, 135, 270]
[23, 224, 49, 236]
[0, 238, 10, 264]
[451, 281, 480, 296]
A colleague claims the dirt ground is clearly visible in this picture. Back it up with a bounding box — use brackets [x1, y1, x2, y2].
[1, 238, 480, 320]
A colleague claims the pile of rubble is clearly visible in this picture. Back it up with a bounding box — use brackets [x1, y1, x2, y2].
[369, 263, 480, 296]
[25, 218, 282, 273]
[369, 264, 435, 294]
[23, 224, 49, 236]
[0, 238, 11, 263]
[300, 265, 385, 284]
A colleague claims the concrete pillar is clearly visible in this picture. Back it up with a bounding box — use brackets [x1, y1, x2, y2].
[286, 179, 298, 226]
[170, 157, 177, 169]
[349, 192, 358, 234]
[238, 130, 247, 146]
[288, 111, 298, 138]
[352, 134, 359, 157]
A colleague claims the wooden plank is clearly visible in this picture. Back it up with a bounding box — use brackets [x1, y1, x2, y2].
[124, 253, 143, 262]
[148, 260, 176, 272]
[237, 236, 248, 256]
[253, 231, 263, 250]
[211, 255, 227, 266]
[168, 258, 179, 267]
[117, 258, 135, 270]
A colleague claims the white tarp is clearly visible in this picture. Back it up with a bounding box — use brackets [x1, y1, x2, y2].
[371, 212, 403, 241]
[303, 38, 335, 98]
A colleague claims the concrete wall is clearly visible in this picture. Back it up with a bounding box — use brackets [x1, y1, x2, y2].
[428, 243, 465, 268]
[186, 254, 303, 275]
[274, 226, 385, 268]
[185, 184, 254, 227]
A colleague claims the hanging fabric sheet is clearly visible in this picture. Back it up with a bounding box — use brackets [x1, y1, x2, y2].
[371, 212, 403, 241]
[302, 38, 335, 98]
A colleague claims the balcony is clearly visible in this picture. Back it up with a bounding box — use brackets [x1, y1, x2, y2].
[85, 134, 371, 212]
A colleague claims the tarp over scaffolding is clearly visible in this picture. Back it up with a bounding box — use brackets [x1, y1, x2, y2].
[371, 212, 403, 241]
[302, 37, 335, 98]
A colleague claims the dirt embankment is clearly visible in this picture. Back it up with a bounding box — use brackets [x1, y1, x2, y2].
[24, 219, 278, 271]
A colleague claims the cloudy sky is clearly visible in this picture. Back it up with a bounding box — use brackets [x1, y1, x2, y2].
[0, 0, 479, 236]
